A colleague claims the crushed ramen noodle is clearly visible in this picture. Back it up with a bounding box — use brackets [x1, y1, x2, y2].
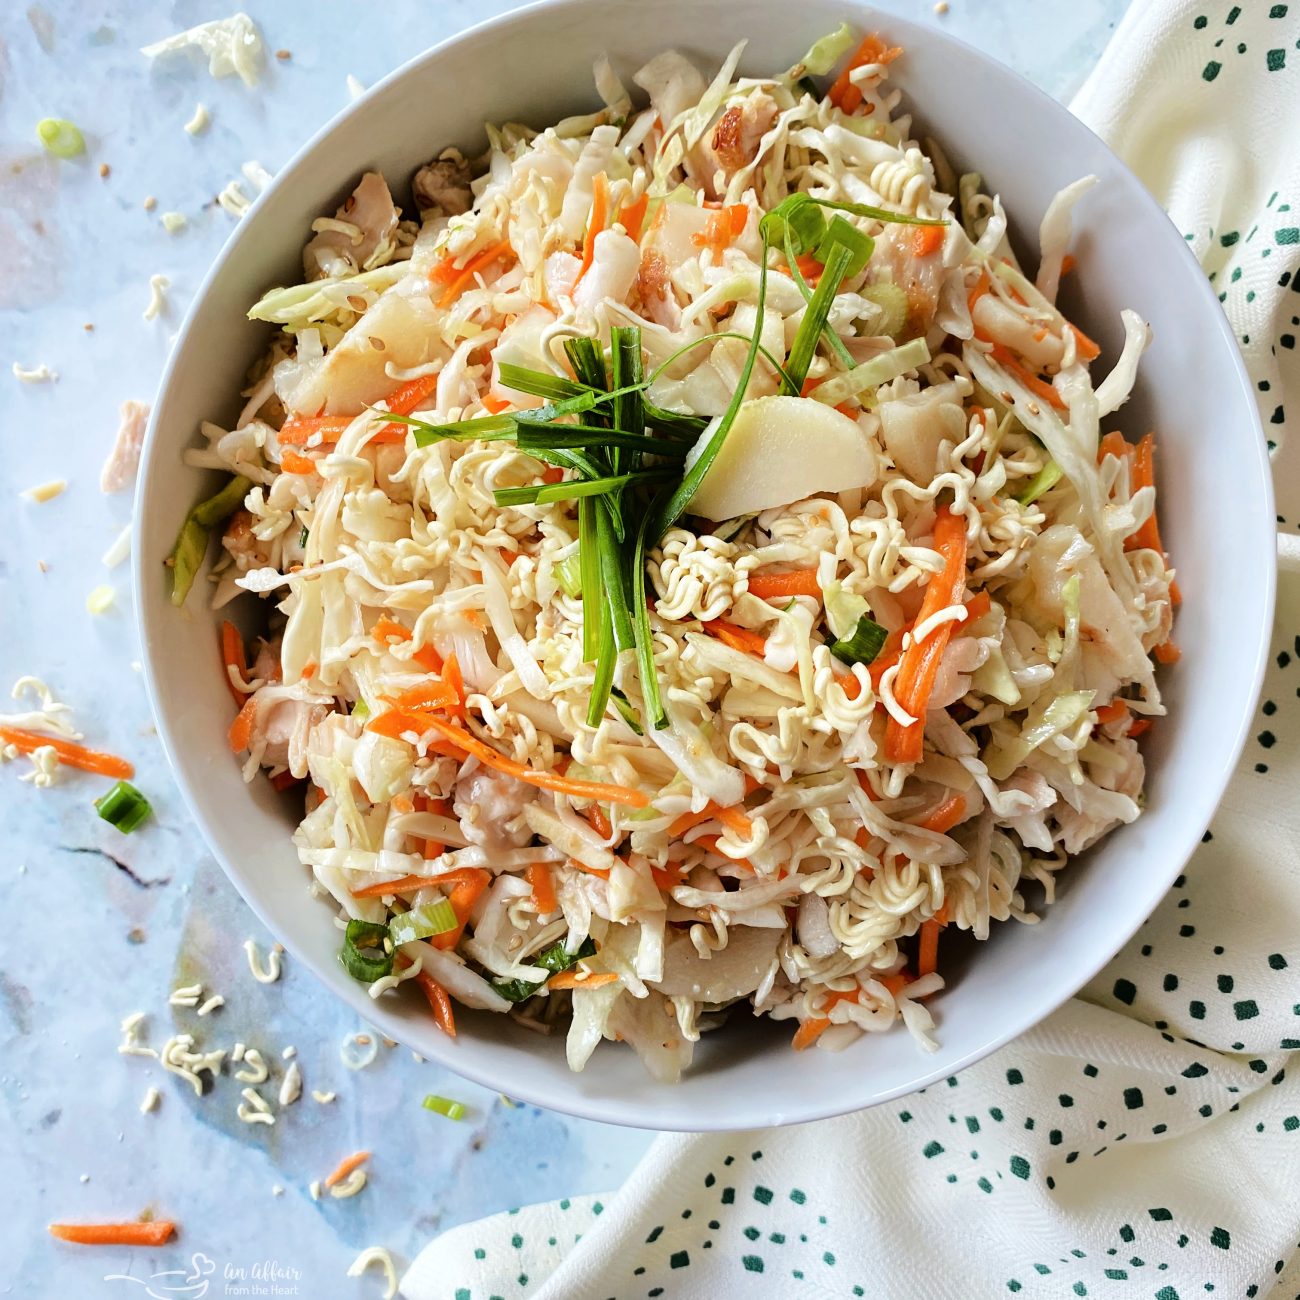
[171, 28, 1176, 1080]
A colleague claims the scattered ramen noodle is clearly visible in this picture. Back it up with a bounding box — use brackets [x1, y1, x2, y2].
[174, 27, 1176, 1080]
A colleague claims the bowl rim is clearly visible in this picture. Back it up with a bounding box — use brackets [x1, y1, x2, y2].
[135, 0, 1277, 1130]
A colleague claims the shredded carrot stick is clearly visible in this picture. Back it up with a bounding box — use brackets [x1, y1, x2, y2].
[747, 568, 822, 601]
[418, 715, 649, 807]
[48, 1221, 176, 1247]
[918, 793, 967, 835]
[430, 867, 491, 951]
[1154, 640, 1181, 665]
[884, 507, 968, 764]
[692, 203, 749, 266]
[1094, 699, 1131, 728]
[385, 373, 439, 417]
[1129, 433, 1166, 555]
[548, 969, 618, 990]
[481, 393, 511, 415]
[963, 590, 991, 623]
[616, 192, 650, 242]
[541, 465, 567, 485]
[1127, 718, 1153, 738]
[324, 1151, 370, 1189]
[694, 834, 758, 873]
[371, 615, 412, 643]
[668, 801, 753, 839]
[278, 414, 354, 446]
[828, 34, 902, 113]
[280, 450, 317, 475]
[988, 343, 1067, 410]
[912, 223, 945, 257]
[966, 269, 991, 318]
[1097, 430, 1130, 464]
[350, 869, 484, 900]
[226, 696, 258, 753]
[792, 1016, 832, 1051]
[441, 651, 465, 720]
[703, 619, 767, 657]
[413, 969, 456, 1036]
[220, 620, 249, 705]
[430, 240, 514, 308]
[836, 672, 863, 701]
[880, 971, 911, 997]
[650, 860, 684, 891]
[0, 730, 133, 780]
[413, 642, 444, 674]
[1069, 322, 1101, 362]
[568, 855, 611, 881]
[527, 862, 557, 915]
[575, 172, 610, 285]
[390, 681, 457, 712]
[918, 919, 941, 977]
[586, 805, 612, 839]
[269, 768, 300, 792]
[1060, 254, 1077, 277]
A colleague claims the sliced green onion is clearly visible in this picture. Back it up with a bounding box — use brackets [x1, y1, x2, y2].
[535, 936, 597, 974]
[610, 686, 644, 735]
[94, 780, 152, 834]
[1016, 460, 1063, 506]
[816, 215, 875, 277]
[388, 898, 457, 945]
[490, 976, 540, 1002]
[513, 426, 685, 457]
[564, 335, 608, 395]
[168, 474, 252, 606]
[37, 117, 85, 159]
[631, 504, 667, 729]
[190, 474, 252, 529]
[351, 698, 371, 721]
[422, 1094, 467, 1121]
[586, 597, 618, 728]
[340, 920, 393, 983]
[783, 240, 854, 394]
[830, 614, 889, 667]
[299, 525, 309, 547]
[652, 229, 772, 537]
[760, 193, 827, 255]
[496, 363, 587, 402]
[808, 336, 931, 409]
[861, 282, 909, 338]
[610, 325, 645, 478]
[578, 498, 601, 660]
[494, 470, 662, 509]
[783, 223, 856, 370]
[555, 554, 582, 599]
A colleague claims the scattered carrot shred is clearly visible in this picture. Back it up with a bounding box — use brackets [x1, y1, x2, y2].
[703, 619, 767, 657]
[227, 695, 258, 753]
[575, 172, 610, 285]
[828, 34, 902, 113]
[280, 450, 317, 475]
[371, 615, 412, 644]
[220, 620, 248, 706]
[917, 794, 966, 835]
[911, 223, 945, 257]
[988, 343, 1067, 410]
[747, 568, 822, 601]
[481, 393, 512, 415]
[1154, 640, 1181, 664]
[616, 192, 650, 242]
[548, 969, 617, 990]
[918, 918, 941, 977]
[413, 969, 457, 1036]
[278, 414, 353, 446]
[48, 1221, 176, 1247]
[324, 1151, 370, 1189]
[385, 373, 439, 417]
[527, 862, 558, 915]
[430, 240, 514, 308]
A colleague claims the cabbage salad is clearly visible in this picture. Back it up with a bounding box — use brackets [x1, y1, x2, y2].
[171, 27, 1178, 1080]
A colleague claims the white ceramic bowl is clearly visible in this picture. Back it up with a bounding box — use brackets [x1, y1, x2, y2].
[136, 0, 1276, 1130]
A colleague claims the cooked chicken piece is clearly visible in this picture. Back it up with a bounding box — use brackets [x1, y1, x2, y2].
[100, 399, 150, 493]
[302, 171, 400, 281]
[454, 767, 536, 854]
[872, 224, 946, 337]
[688, 92, 778, 198]
[412, 151, 473, 218]
[222, 509, 271, 571]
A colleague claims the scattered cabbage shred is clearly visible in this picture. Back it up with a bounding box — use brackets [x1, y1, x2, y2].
[188, 27, 1176, 1080]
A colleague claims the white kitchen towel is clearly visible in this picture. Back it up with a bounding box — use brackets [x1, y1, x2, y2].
[404, 3, 1300, 1296]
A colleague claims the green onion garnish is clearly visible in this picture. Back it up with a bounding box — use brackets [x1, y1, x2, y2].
[610, 686, 644, 735]
[339, 919, 393, 983]
[387, 898, 457, 944]
[37, 117, 85, 159]
[555, 554, 583, 599]
[422, 1094, 467, 1121]
[94, 780, 152, 834]
[1016, 459, 1063, 506]
[830, 614, 889, 667]
[167, 473, 252, 606]
[536, 936, 597, 973]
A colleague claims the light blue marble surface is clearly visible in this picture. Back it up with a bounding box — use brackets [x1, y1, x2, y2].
[0, 2, 1126, 1295]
